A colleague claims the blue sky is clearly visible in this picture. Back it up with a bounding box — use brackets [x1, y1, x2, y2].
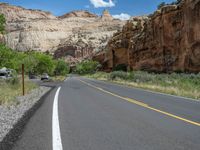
[1, 0, 176, 18]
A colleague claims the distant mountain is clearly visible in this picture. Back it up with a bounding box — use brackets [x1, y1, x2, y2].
[58, 10, 98, 19]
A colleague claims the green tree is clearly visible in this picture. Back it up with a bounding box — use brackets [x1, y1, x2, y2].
[0, 44, 26, 71]
[0, 14, 6, 34]
[22, 53, 39, 74]
[33, 53, 55, 75]
[55, 59, 70, 76]
[75, 60, 100, 75]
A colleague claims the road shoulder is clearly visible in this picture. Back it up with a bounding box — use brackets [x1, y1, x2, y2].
[0, 86, 52, 150]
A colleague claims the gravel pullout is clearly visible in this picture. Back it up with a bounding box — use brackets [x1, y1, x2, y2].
[0, 86, 51, 149]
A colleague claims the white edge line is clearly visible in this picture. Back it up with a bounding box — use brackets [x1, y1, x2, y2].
[82, 77, 199, 102]
[52, 87, 63, 150]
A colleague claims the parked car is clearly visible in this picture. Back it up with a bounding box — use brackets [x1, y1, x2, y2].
[0, 67, 14, 79]
[0, 72, 7, 79]
[41, 73, 50, 81]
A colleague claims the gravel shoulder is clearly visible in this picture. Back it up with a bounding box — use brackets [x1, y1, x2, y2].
[0, 86, 51, 148]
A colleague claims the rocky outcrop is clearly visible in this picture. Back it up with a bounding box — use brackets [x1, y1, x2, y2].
[59, 10, 98, 19]
[53, 10, 124, 65]
[102, 0, 200, 73]
[0, 3, 125, 62]
[101, 9, 113, 21]
[0, 3, 56, 22]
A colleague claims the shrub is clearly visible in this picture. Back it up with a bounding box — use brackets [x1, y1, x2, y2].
[75, 60, 100, 75]
[109, 71, 129, 80]
[55, 59, 70, 76]
[0, 14, 6, 34]
[130, 71, 156, 83]
[113, 64, 127, 72]
[34, 53, 55, 75]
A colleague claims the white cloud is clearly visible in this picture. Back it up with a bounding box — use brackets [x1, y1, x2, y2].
[89, 0, 115, 8]
[112, 13, 131, 20]
[85, 5, 90, 8]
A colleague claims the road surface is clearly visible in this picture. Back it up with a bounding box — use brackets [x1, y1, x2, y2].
[12, 76, 200, 150]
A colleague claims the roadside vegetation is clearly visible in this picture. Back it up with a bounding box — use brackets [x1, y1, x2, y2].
[0, 14, 6, 34]
[75, 60, 101, 74]
[0, 77, 38, 105]
[84, 71, 200, 100]
[0, 44, 70, 105]
[0, 44, 70, 76]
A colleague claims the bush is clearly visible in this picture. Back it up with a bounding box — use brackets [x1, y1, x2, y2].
[55, 59, 70, 76]
[0, 14, 6, 34]
[75, 60, 100, 75]
[113, 64, 127, 72]
[34, 53, 55, 75]
[130, 71, 156, 83]
[109, 71, 129, 80]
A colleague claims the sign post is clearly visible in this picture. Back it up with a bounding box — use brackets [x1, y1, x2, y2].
[22, 64, 25, 96]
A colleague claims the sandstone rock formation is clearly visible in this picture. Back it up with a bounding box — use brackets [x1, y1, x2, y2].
[59, 10, 98, 19]
[53, 10, 124, 65]
[101, 0, 200, 73]
[101, 9, 113, 21]
[0, 3, 125, 65]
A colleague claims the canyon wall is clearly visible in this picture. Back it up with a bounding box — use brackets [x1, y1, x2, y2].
[102, 0, 200, 73]
[0, 3, 125, 65]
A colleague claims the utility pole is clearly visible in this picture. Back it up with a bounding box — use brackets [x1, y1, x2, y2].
[22, 64, 25, 96]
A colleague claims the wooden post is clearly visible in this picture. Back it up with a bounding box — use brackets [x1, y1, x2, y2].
[22, 64, 25, 96]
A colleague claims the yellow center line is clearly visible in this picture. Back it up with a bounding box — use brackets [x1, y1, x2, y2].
[78, 79, 200, 127]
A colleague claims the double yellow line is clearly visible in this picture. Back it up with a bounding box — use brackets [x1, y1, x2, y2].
[78, 79, 200, 127]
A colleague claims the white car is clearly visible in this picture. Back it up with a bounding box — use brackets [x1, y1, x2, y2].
[41, 73, 50, 81]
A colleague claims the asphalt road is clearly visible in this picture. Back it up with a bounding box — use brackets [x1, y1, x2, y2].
[12, 76, 200, 150]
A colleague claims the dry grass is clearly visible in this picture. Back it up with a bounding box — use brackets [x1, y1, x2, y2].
[85, 71, 200, 100]
[0, 77, 38, 105]
[51, 76, 66, 81]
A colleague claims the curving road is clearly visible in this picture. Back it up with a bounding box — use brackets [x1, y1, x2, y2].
[12, 76, 200, 150]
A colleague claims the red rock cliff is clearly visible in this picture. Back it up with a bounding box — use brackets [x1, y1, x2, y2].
[102, 0, 200, 73]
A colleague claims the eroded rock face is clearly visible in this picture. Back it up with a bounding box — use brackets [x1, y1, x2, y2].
[59, 10, 98, 19]
[0, 3, 56, 22]
[103, 0, 200, 73]
[53, 12, 124, 65]
[0, 3, 125, 60]
[101, 9, 113, 21]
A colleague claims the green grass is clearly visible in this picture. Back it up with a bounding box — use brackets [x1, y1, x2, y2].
[0, 77, 38, 105]
[84, 71, 200, 100]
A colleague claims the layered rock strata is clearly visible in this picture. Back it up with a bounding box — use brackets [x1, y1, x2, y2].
[101, 0, 200, 73]
[0, 3, 125, 65]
